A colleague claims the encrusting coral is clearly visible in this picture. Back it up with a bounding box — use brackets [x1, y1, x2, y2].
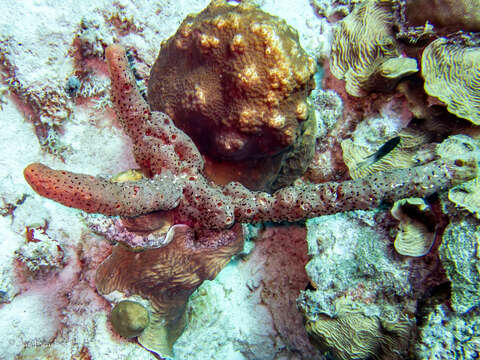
[22, 19, 479, 360]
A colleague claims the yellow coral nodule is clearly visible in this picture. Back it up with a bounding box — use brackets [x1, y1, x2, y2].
[110, 300, 150, 338]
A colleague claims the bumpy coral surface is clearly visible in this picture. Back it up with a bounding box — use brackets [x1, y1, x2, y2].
[439, 218, 480, 314]
[148, 0, 316, 162]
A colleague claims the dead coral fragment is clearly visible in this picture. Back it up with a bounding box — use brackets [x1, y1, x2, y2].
[96, 224, 244, 357]
[421, 34, 480, 125]
[391, 198, 436, 257]
[330, 0, 418, 97]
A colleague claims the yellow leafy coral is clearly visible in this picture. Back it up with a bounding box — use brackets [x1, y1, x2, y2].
[421, 34, 480, 125]
[304, 298, 412, 360]
[330, 0, 418, 97]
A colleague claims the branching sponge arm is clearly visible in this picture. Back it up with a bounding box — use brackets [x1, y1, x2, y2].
[231, 158, 478, 224]
[24, 163, 182, 217]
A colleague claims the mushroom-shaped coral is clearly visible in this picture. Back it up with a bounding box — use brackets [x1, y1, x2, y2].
[330, 0, 418, 97]
[421, 34, 480, 125]
[147, 0, 317, 190]
[391, 197, 437, 257]
[95, 223, 244, 357]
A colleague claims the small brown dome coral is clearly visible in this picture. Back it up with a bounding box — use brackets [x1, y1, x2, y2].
[147, 0, 317, 190]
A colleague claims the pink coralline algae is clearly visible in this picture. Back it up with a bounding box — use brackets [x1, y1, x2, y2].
[24, 45, 478, 231]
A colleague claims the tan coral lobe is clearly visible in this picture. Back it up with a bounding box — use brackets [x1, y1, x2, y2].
[421, 35, 480, 125]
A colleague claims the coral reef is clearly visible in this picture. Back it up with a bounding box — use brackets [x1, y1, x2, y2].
[23, 45, 478, 228]
[297, 212, 419, 359]
[421, 34, 480, 125]
[6, 0, 480, 358]
[21, 42, 478, 357]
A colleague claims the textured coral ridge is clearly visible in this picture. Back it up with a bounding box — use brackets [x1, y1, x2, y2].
[147, 0, 316, 161]
[97, 223, 244, 356]
[24, 44, 478, 230]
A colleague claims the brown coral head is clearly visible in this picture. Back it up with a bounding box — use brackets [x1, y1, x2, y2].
[147, 0, 316, 162]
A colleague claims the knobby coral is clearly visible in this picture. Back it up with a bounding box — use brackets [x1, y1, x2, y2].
[147, 0, 318, 191]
